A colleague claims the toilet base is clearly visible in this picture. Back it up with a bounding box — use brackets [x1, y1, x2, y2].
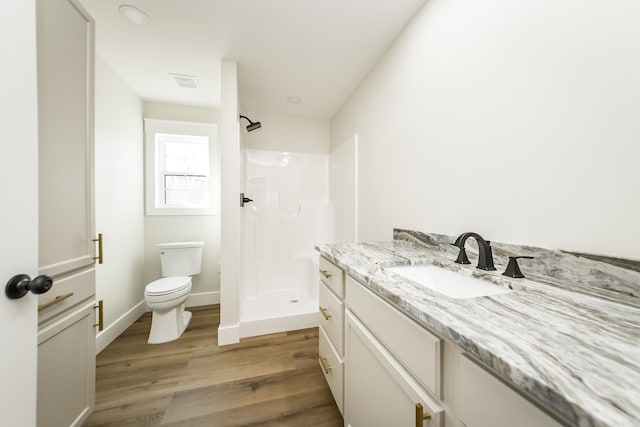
[148, 303, 192, 344]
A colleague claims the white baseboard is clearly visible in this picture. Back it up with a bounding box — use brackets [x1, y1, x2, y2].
[240, 312, 319, 339]
[186, 291, 220, 307]
[96, 300, 146, 354]
[217, 322, 240, 346]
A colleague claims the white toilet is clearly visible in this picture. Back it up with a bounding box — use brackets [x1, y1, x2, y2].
[144, 241, 204, 344]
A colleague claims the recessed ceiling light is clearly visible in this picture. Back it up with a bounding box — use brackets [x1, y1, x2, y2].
[119, 5, 151, 26]
[286, 96, 302, 104]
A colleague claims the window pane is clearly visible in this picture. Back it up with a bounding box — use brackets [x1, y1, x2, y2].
[165, 175, 188, 190]
[164, 141, 208, 174]
[164, 174, 208, 207]
[155, 132, 210, 209]
[165, 189, 187, 205]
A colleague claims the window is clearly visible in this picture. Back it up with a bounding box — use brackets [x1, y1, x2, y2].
[144, 119, 218, 215]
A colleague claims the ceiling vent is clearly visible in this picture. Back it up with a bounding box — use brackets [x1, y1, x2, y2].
[169, 73, 199, 89]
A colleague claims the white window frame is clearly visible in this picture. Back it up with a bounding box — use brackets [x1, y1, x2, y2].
[144, 118, 218, 215]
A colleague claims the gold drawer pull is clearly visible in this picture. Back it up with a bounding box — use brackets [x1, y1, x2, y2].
[319, 306, 332, 320]
[93, 233, 104, 264]
[319, 355, 332, 374]
[319, 269, 332, 279]
[415, 403, 432, 427]
[38, 292, 74, 311]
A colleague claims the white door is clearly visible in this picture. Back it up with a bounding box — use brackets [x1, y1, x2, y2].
[35, 0, 97, 425]
[0, 1, 40, 426]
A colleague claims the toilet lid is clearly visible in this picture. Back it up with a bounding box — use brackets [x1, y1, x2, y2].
[146, 276, 191, 295]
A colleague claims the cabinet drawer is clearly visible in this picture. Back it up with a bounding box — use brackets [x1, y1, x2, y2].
[319, 325, 344, 414]
[319, 281, 344, 354]
[38, 267, 96, 324]
[458, 355, 563, 427]
[38, 301, 95, 427]
[319, 257, 344, 299]
[346, 275, 442, 399]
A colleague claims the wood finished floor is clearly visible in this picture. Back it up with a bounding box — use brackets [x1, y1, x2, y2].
[85, 305, 343, 426]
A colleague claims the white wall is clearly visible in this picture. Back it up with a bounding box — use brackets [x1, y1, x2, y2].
[243, 111, 330, 154]
[331, 0, 640, 259]
[219, 60, 241, 345]
[144, 101, 220, 124]
[143, 102, 221, 301]
[94, 56, 146, 349]
[331, 134, 358, 243]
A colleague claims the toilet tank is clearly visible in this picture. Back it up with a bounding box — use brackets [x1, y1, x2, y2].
[158, 241, 204, 277]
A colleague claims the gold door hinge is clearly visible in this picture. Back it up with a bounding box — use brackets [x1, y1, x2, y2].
[93, 233, 104, 264]
[93, 299, 104, 331]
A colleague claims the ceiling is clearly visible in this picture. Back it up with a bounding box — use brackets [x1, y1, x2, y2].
[79, 0, 426, 119]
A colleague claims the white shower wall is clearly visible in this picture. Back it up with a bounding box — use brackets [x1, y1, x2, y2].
[239, 148, 333, 337]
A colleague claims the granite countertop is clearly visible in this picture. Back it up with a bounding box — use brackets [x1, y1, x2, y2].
[316, 229, 640, 427]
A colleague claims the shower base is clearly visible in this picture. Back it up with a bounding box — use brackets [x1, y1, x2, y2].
[239, 289, 319, 338]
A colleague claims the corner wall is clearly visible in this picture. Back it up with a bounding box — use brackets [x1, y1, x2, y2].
[94, 56, 146, 352]
[218, 60, 241, 345]
[331, 0, 640, 259]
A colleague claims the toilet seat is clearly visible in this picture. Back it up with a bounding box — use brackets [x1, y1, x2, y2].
[145, 276, 191, 296]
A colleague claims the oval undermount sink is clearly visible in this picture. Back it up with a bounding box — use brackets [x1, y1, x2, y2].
[385, 265, 512, 299]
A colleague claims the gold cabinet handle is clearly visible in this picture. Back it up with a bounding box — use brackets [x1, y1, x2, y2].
[319, 306, 332, 320]
[38, 292, 74, 311]
[93, 300, 104, 331]
[319, 355, 332, 374]
[93, 233, 104, 264]
[415, 403, 432, 427]
[319, 269, 332, 279]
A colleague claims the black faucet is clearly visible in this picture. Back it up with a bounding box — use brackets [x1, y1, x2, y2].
[452, 232, 496, 271]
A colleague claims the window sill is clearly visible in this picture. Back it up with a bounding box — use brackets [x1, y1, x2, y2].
[145, 207, 218, 216]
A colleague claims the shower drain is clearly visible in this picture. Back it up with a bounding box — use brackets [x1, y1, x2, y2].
[290, 299, 299, 303]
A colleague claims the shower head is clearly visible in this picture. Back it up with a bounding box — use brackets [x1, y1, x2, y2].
[239, 115, 262, 132]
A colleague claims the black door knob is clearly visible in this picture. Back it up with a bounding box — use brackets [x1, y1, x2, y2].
[5, 274, 54, 299]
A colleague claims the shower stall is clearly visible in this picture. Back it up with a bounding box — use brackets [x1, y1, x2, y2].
[239, 148, 333, 338]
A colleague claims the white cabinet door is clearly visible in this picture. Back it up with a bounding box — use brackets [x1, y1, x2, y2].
[37, 0, 96, 278]
[344, 311, 443, 427]
[457, 355, 563, 427]
[38, 303, 96, 427]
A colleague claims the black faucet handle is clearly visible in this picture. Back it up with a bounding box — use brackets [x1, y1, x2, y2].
[502, 256, 534, 278]
[453, 246, 471, 264]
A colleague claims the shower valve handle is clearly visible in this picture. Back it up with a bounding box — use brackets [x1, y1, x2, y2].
[240, 193, 253, 207]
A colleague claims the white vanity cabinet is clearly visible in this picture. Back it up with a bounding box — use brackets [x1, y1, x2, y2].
[36, 0, 97, 425]
[456, 355, 563, 427]
[320, 261, 569, 427]
[318, 257, 346, 413]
